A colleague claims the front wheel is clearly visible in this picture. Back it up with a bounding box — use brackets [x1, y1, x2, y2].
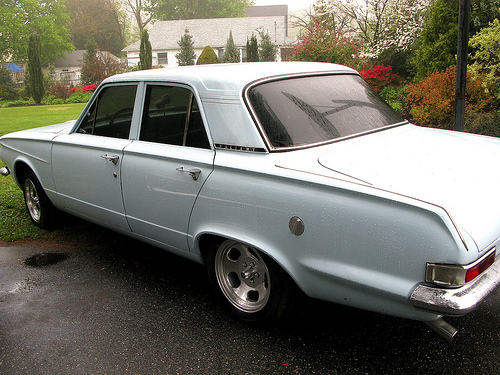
[22, 170, 57, 229]
[207, 239, 296, 322]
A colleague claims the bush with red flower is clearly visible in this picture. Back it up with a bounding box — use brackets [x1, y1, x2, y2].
[360, 65, 402, 92]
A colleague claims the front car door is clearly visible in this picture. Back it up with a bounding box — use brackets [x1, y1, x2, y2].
[52, 84, 138, 231]
[121, 83, 214, 253]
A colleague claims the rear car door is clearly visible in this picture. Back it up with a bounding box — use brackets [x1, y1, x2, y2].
[121, 83, 214, 252]
[52, 84, 138, 231]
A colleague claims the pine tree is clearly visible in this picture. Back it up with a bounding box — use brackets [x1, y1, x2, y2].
[259, 32, 277, 62]
[247, 34, 259, 62]
[222, 31, 240, 63]
[80, 39, 102, 86]
[27, 35, 44, 104]
[139, 30, 153, 70]
[196, 46, 220, 64]
[175, 28, 196, 66]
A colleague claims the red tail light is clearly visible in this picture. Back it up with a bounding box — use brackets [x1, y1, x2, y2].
[465, 251, 496, 283]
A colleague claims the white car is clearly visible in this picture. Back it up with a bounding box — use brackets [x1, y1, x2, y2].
[1, 62, 499, 339]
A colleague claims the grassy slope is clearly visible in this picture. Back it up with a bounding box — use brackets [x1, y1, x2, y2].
[0, 103, 86, 241]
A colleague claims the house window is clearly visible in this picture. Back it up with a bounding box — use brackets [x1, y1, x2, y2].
[158, 53, 168, 66]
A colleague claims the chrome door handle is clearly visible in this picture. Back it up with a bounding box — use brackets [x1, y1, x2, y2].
[176, 166, 201, 180]
[101, 154, 119, 164]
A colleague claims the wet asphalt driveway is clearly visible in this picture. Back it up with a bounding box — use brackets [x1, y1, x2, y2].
[1, 225, 500, 374]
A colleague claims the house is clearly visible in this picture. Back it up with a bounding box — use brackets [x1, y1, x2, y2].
[123, 6, 295, 67]
[4, 62, 25, 85]
[54, 50, 121, 85]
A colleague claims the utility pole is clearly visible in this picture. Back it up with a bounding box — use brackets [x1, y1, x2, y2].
[454, 0, 471, 131]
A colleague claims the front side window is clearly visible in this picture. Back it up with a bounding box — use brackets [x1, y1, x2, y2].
[77, 85, 137, 139]
[247, 74, 404, 149]
[139, 85, 210, 149]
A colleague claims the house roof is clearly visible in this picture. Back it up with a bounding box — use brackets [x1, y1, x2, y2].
[123, 16, 290, 52]
[55, 50, 86, 68]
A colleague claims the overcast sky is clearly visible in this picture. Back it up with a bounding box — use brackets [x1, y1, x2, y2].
[254, 0, 314, 11]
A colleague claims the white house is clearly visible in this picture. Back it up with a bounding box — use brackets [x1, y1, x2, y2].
[123, 6, 295, 67]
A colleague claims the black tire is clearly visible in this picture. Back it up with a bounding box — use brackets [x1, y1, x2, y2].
[21, 170, 57, 229]
[207, 239, 296, 323]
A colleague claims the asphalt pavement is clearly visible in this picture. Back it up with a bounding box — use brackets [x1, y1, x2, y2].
[1, 225, 500, 374]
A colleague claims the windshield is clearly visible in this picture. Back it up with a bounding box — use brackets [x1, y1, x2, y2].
[247, 74, 404, 149]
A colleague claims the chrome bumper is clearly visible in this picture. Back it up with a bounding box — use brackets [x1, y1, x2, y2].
[0, 166, 10, 176]
[410, 257, 500, 316]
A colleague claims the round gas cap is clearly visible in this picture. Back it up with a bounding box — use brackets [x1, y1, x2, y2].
[289, 216, 305, 236]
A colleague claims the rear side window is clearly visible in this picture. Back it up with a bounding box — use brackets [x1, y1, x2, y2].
[247, 74, 404, 149]
[139, 85, 210, 149]
[77, 85, 137, 139]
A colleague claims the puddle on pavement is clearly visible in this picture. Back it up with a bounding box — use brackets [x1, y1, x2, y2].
[24, 252, 69, 268]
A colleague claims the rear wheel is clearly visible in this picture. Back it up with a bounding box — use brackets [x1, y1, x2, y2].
[22, 170, 56, 229]
[207, 239, 296, 322]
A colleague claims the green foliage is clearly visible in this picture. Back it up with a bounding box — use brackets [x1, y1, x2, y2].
[404, 66, 494, 128]
[175, 28, 197, 66]
[291, 21, 366, 70]
[246, 34, 259, 62]
[66, 0, 127, 56]
[469, 19, 500, 101]
[222, 31, 241, 63]
[258, 32, 277, 62]
[379, 85, 407, 114]
[0, 0, 73, 63]
[414, 0, 458, 79]
[196, 46, 221, 65]
[152, 0, 253, 20]
[27, 35, 44, 104]
[0, 66, 19, 101]
[139, 30, 153, 70]
[414, 0, 500, 80]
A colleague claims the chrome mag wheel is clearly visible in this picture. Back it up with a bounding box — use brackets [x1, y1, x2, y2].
[214, 240, 271, 314]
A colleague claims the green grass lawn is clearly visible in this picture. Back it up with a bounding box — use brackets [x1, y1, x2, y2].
[0, 103, 86, 137]
[0, 103, 87, 241]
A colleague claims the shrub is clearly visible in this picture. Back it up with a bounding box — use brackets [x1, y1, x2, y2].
[49, 82, 72, 100]
[360, 65, 403, 92]
[67, 91, 93, 103]
[379, 85, 407, 114]
[404, 66, 493, 128]
[197, 46, 220, 65]
[0, 66, 19, 101]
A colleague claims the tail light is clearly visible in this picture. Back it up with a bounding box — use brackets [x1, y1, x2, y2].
[426, 248, 496, 287]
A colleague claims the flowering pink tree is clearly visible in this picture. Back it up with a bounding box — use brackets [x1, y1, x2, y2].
[291, 21, 366, 71]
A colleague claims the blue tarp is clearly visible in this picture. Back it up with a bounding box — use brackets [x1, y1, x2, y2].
[5, 62, 23, 73]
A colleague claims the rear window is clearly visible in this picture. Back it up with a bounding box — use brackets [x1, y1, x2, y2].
[247, 74, 404, 149]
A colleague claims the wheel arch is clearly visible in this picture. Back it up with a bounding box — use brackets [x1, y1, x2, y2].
[195, 231, 302, 292]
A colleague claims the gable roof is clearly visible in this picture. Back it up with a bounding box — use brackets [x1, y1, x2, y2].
[123, 16, 289, 52]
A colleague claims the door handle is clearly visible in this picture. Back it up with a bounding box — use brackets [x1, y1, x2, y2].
[101, 154, 119, 165]
[176, 166, 201, 181]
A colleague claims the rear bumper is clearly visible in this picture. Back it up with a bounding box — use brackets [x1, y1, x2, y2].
[410, 257, 500, 316]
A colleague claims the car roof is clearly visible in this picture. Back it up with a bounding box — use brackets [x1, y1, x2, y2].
[102, 62, 357, 97]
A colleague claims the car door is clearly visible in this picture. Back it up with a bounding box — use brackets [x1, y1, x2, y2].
[121, 83, 214, 252]
[51, 84, 139, 231]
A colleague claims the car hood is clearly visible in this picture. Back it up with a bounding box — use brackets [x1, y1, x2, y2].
[317, 124, 500, 253]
